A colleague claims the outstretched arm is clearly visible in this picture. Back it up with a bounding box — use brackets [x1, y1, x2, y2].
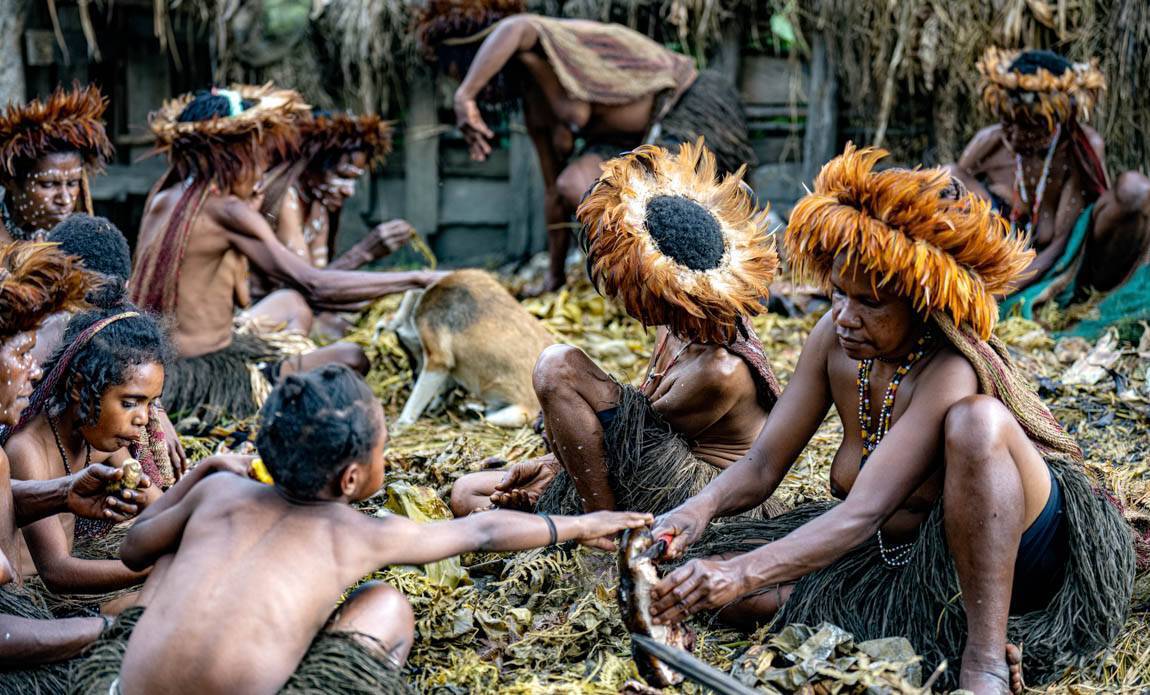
[367, 508, 651, 568]
[218, 200, 438, 310]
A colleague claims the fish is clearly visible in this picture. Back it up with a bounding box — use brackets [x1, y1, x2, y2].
[618, 527, 693, 687]
[108, 458, 143, 491]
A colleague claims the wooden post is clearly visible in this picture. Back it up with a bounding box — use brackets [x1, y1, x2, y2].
[710, 21, 743, 84]
[0, 1, 26, 107]
[802, 33, 837, 187]
[507, 111, 544, 262]
[404, 71, 440, 244]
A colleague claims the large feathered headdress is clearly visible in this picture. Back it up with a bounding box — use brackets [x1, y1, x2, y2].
[785, 144, 1033, 340]
[0, 241, 93, 338]
[148, 84, 308, 192]
[577, 139, 777, 344]
[0, 84, 113, 181]
[978, 47, 1105, 129]
[415, 0, 524, 58]
[300, 112, 393, 172]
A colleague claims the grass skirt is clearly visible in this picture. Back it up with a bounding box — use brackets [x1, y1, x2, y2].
[0, 585, 76, 694]
[70, 606, 413, 694]
[537, 384, 780, 518]
[654, 70, 757, 175]
[162, 332, 283, 420]
[687, 456, 1135, 688]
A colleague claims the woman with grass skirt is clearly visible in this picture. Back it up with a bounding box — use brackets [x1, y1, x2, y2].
[647, 146, 1135, 694]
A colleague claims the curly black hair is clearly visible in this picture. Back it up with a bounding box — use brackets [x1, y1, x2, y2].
[46, 214, 131, 308]
[40, 307, 172, 426]
[256, 364, 381, 500]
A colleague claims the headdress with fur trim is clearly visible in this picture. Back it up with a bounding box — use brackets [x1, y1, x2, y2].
[979, 48, 1105, 129]
[577, 139, 777, 344]
[785, 144, 1033, 340]
[148, 83, 308, 192]
[415, 0, 524, 59]
[0, 84, 113, 181]
[0, 241, 93, 339]
[301, 112, 393, 172]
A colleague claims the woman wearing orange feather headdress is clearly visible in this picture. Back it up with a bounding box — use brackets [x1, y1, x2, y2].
[649, 145, 1133, 694]
[0, 85, 114, 242]
[450, 140, 784, 524]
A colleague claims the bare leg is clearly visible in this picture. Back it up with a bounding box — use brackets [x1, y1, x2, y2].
[0, 615, 104, 663]
[282, 342, 370, 378]
[532, 344, 620, 511]
[524, 154, 605, 297]
[1087, 171, 1150, 292]
[944, 395, 1049, 695]
[311, 312, 354, 342]
[327, 581, 415, 666]
[245, 289, 315, 335]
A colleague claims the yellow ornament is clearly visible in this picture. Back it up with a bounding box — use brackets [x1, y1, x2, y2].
[250, 457, 274, 485]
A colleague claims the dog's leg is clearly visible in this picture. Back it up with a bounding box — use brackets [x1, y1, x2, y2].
[395, 368, 451, 427]
[485, 404, 533, 428]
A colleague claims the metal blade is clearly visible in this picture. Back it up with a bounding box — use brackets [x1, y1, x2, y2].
[630, 634, 761, 695]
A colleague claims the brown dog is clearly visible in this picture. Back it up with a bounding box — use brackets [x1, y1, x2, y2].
[387, 269, 555, 428]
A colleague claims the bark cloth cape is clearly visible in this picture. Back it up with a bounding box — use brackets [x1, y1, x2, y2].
[416, 0, 755, 173]
[129, 84, 315, 421]
[685, 145, 1134, 689]
[977, 47, 1122, 320]
[0, 85, 114, 241]
[536, 140, 782, 517]
[0, 242, 94, 694]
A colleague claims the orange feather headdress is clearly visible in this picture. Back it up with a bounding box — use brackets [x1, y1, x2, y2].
[978, 47, 1105, 129]
[0, 84, 113, 181]
[300, 112, 393, 172]
[148, 83, 309, 192]
[0, 241, 93, 339]
[577, 139, 778, 344]
[785, 144, 1034, 340]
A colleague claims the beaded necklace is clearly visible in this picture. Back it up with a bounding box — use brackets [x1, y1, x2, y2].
[0, 195, 34, 241]
[856, 331, 934, 567]
[49, 414, 91, 476]
[1009, 122, 1061, 235]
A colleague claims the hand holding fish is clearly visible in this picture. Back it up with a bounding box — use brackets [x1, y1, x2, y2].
[649, 558, 749, 624]
[66, 463, 152, 522]
[650, 505, 711, 560]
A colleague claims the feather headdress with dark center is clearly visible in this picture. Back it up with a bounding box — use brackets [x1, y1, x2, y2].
[577, 139, 777, 344]
[0, 84, 113, 180]
[301, 113, 393, 172]
[785, 144, 1034, 340]
[148, 83, 309, 192]
[0, 241, 93, 338]
[979, 47, 1105, 129]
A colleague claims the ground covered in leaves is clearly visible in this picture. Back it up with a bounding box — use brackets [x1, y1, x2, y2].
[183, 276, 1150, 693]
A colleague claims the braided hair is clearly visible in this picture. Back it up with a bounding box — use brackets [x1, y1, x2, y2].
[39, 307, 171, 426]
[256, 364, 381, 499]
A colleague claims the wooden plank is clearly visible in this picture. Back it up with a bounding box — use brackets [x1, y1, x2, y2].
[438, 179, 512, 226]
[506, 112, 540, 262]
[740, 55, 807, 106]
[403, 72, 440, 241]
[801, 33, 838, 187]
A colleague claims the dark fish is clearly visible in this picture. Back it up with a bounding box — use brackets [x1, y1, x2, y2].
[618, 527, 693, 687]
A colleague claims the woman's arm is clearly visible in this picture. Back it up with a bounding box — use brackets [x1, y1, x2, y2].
[0, 615, 105, 665]
[650, 352, 980, 622]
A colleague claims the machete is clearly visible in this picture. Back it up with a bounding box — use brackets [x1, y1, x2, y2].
[630, 633, 762, 695]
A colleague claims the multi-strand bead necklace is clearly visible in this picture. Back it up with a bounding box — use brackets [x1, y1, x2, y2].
[856, 331, 934, 567]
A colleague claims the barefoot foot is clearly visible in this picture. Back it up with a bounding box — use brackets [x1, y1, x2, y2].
[1006, 643, 1024, 694]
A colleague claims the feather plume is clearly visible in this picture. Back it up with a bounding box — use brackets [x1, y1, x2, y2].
[978, 47, 1105, 128]
[578, 139, 777, 344]
[300, 113, 394, 171]
[148, 84, 309, 193]
[785, 144, 1033, 340]
[0, 241, 93, 338]
[0, 84, 113, 179]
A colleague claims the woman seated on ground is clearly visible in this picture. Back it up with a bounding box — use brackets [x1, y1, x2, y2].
[5, 307, 174, 609]
[646, 146, 1134, 695]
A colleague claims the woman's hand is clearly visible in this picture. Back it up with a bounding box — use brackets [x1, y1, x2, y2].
[490, 456, 559, 510]
[651, 504, 711, 560]
[454, 96, 494, 162]
[573, 511, 652, 550]
[649, 557, 748, 624]
[65, 464, 152, 522]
